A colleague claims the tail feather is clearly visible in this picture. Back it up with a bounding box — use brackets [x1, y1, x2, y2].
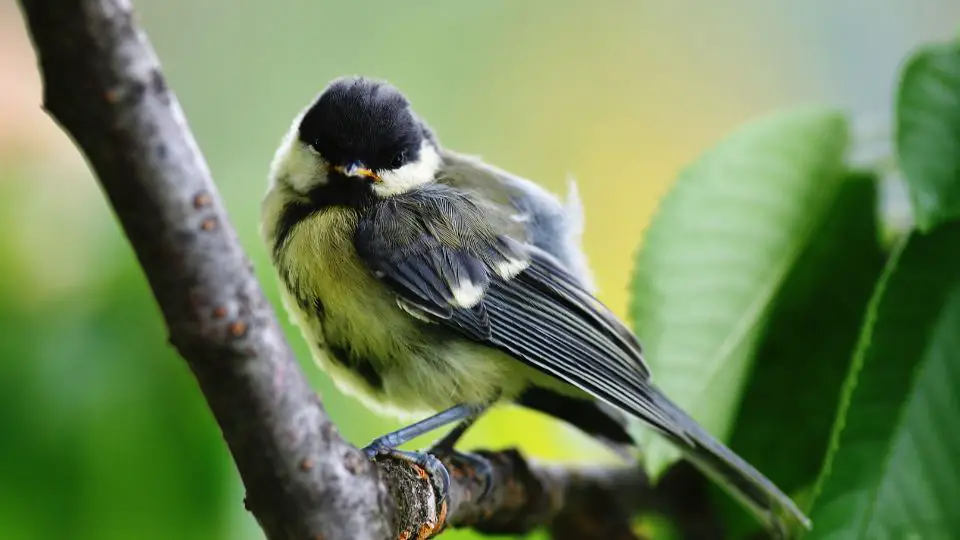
[648, 388, 811, 538]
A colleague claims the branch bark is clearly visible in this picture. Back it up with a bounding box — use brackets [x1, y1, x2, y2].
[15, 1, 720, 539]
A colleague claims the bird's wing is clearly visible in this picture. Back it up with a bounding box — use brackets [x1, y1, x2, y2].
[437, 150, 596, 292]
[353, 184, 671, 433]
[354, 184, 810, 532]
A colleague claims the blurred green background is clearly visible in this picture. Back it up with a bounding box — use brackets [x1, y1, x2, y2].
[2, 1, 958, 538]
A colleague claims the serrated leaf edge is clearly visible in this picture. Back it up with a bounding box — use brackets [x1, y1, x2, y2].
[630, 110, 851, 477]
[806, 235, 907, 525]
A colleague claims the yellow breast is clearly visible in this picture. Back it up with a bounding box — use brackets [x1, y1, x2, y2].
[266, 202, 528, 420]
[278, 209, 416, 378]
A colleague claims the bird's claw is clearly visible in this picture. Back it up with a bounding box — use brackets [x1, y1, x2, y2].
[430, 448, 494, 502]
[416, 452, 452, 505]
[463, 452, 494, 501]
[361, 444, 451, 512]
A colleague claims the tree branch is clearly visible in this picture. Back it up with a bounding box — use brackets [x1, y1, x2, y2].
[17, 0, 394, 538]
[15, 1, 720, 539]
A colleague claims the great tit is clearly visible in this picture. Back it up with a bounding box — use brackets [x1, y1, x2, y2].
[261, 76, 810, 536]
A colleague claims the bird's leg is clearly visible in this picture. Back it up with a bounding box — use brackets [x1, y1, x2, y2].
[426, 405, 495, 501]
[362, 403, 484, 457]
[428, 409, 483, 453]
[362, 402, 486, 517]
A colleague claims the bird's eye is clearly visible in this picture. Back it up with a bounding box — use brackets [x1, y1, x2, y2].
[391, 150, 407, 168]
[308, 141, 322, 155]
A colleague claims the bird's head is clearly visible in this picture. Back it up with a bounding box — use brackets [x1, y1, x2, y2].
[270, 76, 440, 202]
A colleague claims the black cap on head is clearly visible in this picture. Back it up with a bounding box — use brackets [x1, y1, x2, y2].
[298, 76, 428, 171]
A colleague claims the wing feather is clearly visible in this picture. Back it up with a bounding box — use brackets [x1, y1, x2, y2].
[353, 186, 679, 439]
[350, 180, 807, 532]
[472, 258, 682, 437]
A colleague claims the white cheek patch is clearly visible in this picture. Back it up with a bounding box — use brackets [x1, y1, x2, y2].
[268, 110, 329, 193]
[374, 141, 441, 197]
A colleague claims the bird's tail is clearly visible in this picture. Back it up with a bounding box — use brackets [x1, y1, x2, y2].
[647, 387, 812, 538]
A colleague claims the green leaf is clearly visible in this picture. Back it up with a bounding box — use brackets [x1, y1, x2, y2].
[896, 41, 960, 231]
[807, 223, 960, 538]
[628, 107, 850, 476]
[715, 172, 887, 538]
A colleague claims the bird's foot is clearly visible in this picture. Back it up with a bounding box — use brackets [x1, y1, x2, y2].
[428, 447, 494, 502]
[363, 443, 451, 524]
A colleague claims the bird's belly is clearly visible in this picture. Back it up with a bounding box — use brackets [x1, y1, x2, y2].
[275, 208, 524, 420]
[283, 287, 523, 420]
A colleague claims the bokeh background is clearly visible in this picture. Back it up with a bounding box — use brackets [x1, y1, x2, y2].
[2, 1, 958, 538]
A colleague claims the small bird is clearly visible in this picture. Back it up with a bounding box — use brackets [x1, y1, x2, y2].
[261, 76, 810, 536]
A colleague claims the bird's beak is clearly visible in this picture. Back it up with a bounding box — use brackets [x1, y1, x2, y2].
[334, 162, 380, 182]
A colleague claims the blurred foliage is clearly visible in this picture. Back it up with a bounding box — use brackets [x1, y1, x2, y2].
[3, 1, 960, 539]
[896, 41, 960, 231]
[627, 33, 960, 538]
[804, 38, 960, 538]
[716, 172, 886, 538]
[629, 107, 850, 475]
[0, 172, 241, 540]
[807, 224, 960, 538]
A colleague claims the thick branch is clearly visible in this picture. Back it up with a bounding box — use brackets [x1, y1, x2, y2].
[18, 1, 392, 538]
[16, 1, 719, 539]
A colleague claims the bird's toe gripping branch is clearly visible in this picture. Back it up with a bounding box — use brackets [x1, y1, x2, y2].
[372, 448, 501, 539]
[375, 450, 450, 539]
[434, 450, 494, 502]
[375, 449, 452, 506]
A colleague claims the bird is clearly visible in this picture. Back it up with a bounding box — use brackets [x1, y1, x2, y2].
[260, 75, 810, 536]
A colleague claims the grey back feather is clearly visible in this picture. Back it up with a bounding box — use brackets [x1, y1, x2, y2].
[437, 150, 596, 292]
